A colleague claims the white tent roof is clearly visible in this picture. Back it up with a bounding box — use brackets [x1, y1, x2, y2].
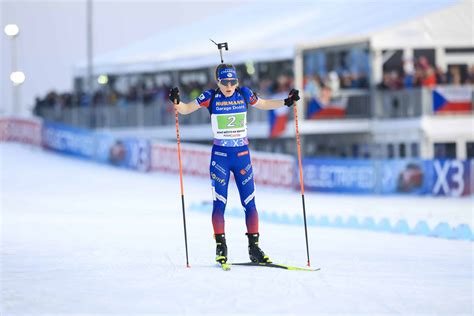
[75, 0, 469, 76]
[370, 0, 473, 49]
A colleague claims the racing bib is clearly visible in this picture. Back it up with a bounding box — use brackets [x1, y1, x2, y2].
[211, 112, 247, 139]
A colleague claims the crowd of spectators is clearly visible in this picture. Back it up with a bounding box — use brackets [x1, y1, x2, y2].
[303, 71, 369, 98]
[33, 81, 177, 118]
[302, 56, 473, 97]
[33, 82, 171, 117]
[304, 71, 369, 95]
[33, 72, 294, 118]
[378, 56, 474, 91]
[33, 56, 473, 119]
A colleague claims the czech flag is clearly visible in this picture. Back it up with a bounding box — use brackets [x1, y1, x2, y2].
[433, 86, 472, 113]
[306, 95, 348, 119]
[269, 106, 289, 138]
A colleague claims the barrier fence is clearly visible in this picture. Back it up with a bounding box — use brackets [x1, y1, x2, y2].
[2, 118, 472, 240]
[1, 117, 473, 196]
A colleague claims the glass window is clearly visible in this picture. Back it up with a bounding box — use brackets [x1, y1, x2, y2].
[387, 144, 395, 158]
[414, 49, 436, 67]
[434, 142, 456, 159]
[373, 144, 383, 159]
[351, 144, 359, 158]
[302, 43, 370, 88]
[445, 47, 474, 53]
[382, 49, 403, 74]
[410, 143, 419, 158]
[399, 143, 406, 158]
[466, 142, 474, 159]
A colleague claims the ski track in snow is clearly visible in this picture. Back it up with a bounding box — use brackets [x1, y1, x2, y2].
[1, 143, 472, 315]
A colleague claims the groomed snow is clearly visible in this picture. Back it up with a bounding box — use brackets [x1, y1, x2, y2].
[1, 143, 472, 315]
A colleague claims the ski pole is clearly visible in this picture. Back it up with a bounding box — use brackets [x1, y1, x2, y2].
[293, 101, 311, 267]
[173, 101, 190, 268]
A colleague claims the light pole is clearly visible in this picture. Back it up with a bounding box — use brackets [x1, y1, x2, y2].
[87, 0, 94, 97]
[4, 24, 25, 116]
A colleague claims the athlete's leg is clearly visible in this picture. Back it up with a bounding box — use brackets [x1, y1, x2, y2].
[210, 146, 231, 235]
[232, 147, 259, 234]
[232, 147, 271, 262]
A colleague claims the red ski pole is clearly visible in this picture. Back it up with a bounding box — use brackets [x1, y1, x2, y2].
[293, 101, 311, 267]
[173, 101, 190, 268]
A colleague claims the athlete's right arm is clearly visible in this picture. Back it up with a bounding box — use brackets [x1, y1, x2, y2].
[175, 101, 201, 115]
[169, 87, 201, 115]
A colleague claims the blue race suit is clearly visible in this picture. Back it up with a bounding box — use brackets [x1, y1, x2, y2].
[196, 87, 259, 234]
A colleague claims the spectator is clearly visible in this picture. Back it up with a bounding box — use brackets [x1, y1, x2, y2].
[466, 66, 474, 84]
[418, 56, 437, 87]
[403, 58, 415, 88]
[378, 71, 402, 90]
[326, 71, 340, 95]
[448, 66, 462, 85]
[435, 66, 447, 85]
[304, 75, 321, 97]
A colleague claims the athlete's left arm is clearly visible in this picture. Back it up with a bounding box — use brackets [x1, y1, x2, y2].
[253, 98, 285, 110]
[253, 89, 300, 110]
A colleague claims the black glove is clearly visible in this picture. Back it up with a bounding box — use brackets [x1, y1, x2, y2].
[169, 87, 180, 104]
[284, 89, 300, 107]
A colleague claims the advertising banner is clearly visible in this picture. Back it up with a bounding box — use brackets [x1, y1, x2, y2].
[302, 159, 377, 193]
[252, 152, 294, 188]
[2, 119, 470, 197]
[431, 160, 471, 197]
[378, 160, 433, 195]
[0, 118, 42, 146]
[150, 142, 295, 188]
[151, 142, 210, 177]
[42, 121, 95, 159]
[302, 158, 473, 196]
[97, 135, 151, 172]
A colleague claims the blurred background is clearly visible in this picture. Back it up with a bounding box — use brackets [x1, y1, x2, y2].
[1, 0, 473, 314]
[2, 0, 473, 197]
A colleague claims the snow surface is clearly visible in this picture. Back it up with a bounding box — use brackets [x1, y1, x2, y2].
[1, 143, 472, 315]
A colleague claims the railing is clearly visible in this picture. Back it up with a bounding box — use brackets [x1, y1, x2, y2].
[372, 89, 428, 118]
[38, 86, 473, 129]
[340, 89, 372, 118]
[39, 99, 272, 129]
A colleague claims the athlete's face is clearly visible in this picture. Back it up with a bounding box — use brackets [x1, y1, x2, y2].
[217, 78, 239, 97]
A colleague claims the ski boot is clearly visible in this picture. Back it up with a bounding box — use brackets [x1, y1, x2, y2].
[246, 233, 271, 263]
[215, 233, 228, 264]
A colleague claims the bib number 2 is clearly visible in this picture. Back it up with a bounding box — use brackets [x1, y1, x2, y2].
[227, 116, 236, 127]
[217, 113, 245, 130]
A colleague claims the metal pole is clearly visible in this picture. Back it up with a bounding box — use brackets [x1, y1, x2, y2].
[293, 102, 311, 267]
[86, 0, 94, 97]
[11, 34, 18, 115]
[174, 104, 190, 268]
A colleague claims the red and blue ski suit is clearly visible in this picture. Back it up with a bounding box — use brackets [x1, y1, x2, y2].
[195, 86, 260, 235]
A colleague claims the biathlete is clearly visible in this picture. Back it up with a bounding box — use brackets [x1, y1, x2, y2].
[169, 64, 300, 264]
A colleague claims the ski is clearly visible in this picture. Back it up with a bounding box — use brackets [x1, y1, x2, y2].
[218, 262, 231, 271]
[230, 262, 320, 272]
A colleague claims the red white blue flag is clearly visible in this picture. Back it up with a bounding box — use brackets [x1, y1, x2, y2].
[433, 86, 472, 113]
[269, 106, 289, 138]
[306, 87, 348, 119]
[268, 92, 289, 138]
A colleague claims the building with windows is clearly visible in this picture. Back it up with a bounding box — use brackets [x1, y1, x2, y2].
[293, 0, 473, 159]
[39, 0, 473, 159]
